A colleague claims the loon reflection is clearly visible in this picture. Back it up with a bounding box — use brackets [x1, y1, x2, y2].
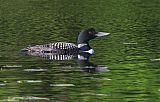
[21, 51, 108, 73]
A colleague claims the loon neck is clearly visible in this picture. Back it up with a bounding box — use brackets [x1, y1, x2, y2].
[78, 43, 94, 54]
[78, 43, 88, 48]
[78, 42, 90, 49]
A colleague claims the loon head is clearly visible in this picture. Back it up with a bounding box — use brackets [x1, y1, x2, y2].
[77, 28, 110, 44]
[77, 28, 110, 54]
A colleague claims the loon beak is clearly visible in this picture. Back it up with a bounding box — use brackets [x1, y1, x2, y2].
[95, 32, 110, 37]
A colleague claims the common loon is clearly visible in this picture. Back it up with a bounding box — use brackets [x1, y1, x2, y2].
[21, 28, 110, 54]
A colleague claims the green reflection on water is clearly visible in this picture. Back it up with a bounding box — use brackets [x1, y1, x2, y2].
[0, 0, 160, 102]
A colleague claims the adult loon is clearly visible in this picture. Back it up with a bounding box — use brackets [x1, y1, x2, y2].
[21, 28, 110, 54]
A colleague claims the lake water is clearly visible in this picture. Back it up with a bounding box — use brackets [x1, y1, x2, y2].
[0, 0, 160, 102]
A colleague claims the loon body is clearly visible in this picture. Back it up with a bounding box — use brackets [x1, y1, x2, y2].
[23, 42, 78, 55]
[21, 28, 110, 55]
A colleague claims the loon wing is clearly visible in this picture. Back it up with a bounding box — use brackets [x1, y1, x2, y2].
[44, 42, 78, 50]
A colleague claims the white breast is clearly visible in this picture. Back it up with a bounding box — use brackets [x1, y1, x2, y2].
[83, 49, 94, 54]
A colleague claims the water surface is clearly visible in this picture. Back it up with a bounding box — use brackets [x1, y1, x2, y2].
[0, 0, 160, 101]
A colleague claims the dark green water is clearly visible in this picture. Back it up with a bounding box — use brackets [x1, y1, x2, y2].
[0, 0, 160, 101]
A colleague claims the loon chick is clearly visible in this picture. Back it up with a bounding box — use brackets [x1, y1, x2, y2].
[21, 28, 110, 54]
